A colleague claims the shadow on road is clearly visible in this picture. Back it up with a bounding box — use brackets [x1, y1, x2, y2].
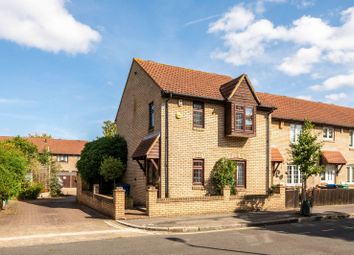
[166, 237, 271, 255]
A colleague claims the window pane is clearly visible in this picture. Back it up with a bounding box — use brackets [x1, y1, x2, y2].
[149, 102, 154, 129]
[245, 107, 253, 116]
[236, 113, 243, 130]
[294, 167, 299, 183]
[290, 125, 296, 143]
[236, 162, 245, 186]
[193, 111, 203, 126]
[328, 128, 333, 138]
[193, 102, 203, 110]
[193, 169, 202, 183]
[350, 131, 354, 147]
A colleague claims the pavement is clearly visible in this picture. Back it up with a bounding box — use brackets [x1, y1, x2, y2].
[0, 197, 151, 248]
[117, 204, 354, 232]
[1, 218, 353, 254]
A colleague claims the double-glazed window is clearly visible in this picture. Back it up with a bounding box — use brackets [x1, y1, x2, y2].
[348, 166, 354, 183]
[148, 102, 155, 130]
[193, 101, 204, 128]
[192, 159, 204, 185]
[323, 127, 334, 141]
[57, 155, 68, 162]
[235, 161, 246, 187]
[290, 124, 302, 144]
[235, 106, 254, 132]
[287, 165, 302, 185]
[350, 131, 354, 147]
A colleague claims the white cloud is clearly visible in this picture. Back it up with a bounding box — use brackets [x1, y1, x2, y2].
[325, 92, 347, 102]
[0, 0, 101, 54]
[278, 47, 321, 75]
[296, 95, 313, 100]
[0, 98, 36, 104]
[209, 4, 354, 76]
[311, 72, 354, 91]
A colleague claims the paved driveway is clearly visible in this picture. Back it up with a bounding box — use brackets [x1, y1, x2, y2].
[0, 197, 149, 247]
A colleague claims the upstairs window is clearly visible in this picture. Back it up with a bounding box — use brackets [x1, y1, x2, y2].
[323, 127, 334, 141]
[350, 131, 354, 147]
[290, 124, 302, 143]
[193, 101, 204, 128]
[192, 159, 204, 185]
[235, 106, 254, 132]
[348, 165, 354, 183]
[57, 155, 68, 162]
[235, 161, 246, 187]
[148, 102, 155, 130]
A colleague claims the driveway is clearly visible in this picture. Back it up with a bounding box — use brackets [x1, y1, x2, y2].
[0, 197, 148, 247]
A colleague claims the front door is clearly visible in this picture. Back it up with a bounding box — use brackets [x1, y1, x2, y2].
[321, 165, 336, 184]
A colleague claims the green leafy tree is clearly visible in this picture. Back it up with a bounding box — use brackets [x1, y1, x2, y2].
[290, 120, 323, 213]
[102, 120, 117, 137]
[0, 143, 28, 205]
[28, 133, 52, 138]
[77, 135, 127, 186]
[211, 158, 236, 195]
[99, 157, 125, 187]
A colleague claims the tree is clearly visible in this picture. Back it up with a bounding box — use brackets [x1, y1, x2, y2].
[28, 133, 52, 138]
[0, 143, 28, 206]
[99, 157, 125, 188]
[211, 158, 237, 195]
[290, 120, 323, 215]
[77, 135, 127, 186]
[102, 120, 117, 137]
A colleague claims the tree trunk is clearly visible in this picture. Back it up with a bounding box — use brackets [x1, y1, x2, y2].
[302, 177, 307, 202]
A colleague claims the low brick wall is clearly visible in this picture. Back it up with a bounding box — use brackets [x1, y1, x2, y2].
[77, 176, 125, 219]
[146, 186, 286, 217]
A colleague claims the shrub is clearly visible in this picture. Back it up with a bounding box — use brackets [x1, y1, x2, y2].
[99, 157, 125, 187]
[49, 174, 62, 197]
[18, 182, 43, 200]
[211, 158, 236, 195]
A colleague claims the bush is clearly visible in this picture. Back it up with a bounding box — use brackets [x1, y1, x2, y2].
[99, 157, 125, 187]
[18, 182, 43, 200]
[49, 174, 62, 197]
[211, 158, 236, 195]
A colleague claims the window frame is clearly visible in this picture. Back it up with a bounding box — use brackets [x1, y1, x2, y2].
[323, 127, 335, 141]
[192, 159, 204, 185]
[235, 160, 246, 188]
[290, 124, 302, 144]
[193, 101, 205, 128]
[287, 165, 302, 185]
[350, 130, 354, 148]
[57, 155, 68, 163]
[234, 105, 255, 133]
[347, 165, 354, 183]
[148, 101, 155, 131]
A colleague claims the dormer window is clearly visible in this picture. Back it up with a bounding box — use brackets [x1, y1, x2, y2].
[245, 107, 254, 131]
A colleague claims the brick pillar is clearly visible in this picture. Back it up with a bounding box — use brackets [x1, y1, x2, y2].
[93, 184, 99, 196]
[113, 187, 125, 220]
[223, 185, 231, 201]
[279, 184, 286, 209]
[146, 186, 157, 217]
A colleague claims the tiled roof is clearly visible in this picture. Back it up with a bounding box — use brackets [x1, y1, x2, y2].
[135, 58, 232, 100]
[257, 92, 354, 128]
[134, 58, 354, 128]
[271, 148, 284, 162]
[321, 150, 347, 165]
[132, 134, 160, 160]
[0, 136, 87, 155]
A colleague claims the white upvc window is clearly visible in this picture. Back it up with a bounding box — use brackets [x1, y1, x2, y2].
[290, 124, 302, 144]
[323, 127, 335, 141]
[348, 165, 354, 183]
[287, 165, 302, 185]
[350, 131, 354, 148]
[57, 155, 68, 162]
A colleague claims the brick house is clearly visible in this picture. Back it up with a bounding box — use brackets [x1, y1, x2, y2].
[115, 59, 354, 207]
[0, 136, 86, 192]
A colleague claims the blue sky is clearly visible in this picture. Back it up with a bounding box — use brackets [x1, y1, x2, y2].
[1, 0, 354, 140]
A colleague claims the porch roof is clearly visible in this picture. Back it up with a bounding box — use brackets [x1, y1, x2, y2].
[321, 150, 347, 165]
[132, 134, 160, 160]
[271, 148, 284, 163]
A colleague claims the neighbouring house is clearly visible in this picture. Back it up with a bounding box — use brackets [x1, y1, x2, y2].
[258, 93, 354, 189]
[0, 136, 86, 193]
[115, 59, 354, 208]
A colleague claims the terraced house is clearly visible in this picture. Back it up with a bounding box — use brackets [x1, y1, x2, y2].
[115, 58, 354, 206]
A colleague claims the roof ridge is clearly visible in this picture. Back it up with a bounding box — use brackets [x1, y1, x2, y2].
[134, 58, 233, 79]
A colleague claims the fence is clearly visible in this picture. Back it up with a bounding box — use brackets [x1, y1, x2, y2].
[311, 188, 354, 206]
[285, 189, 300, 208]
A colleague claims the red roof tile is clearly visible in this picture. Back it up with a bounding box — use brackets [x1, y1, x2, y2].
[0, 136, 87, 155]
[134, 59, 354, 128]
[257, 92, 354, 128]
[321, 150, 347, 165]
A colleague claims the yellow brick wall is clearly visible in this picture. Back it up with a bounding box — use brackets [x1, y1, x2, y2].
[167, 98, 271, 197]
[271, 120, 354, 188]
[52, 155, 80, 173]
[115, 61, 163, 205]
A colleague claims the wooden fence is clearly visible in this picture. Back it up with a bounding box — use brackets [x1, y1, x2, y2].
[311, 189, 354, 206]
[285, 189, 300, 208]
